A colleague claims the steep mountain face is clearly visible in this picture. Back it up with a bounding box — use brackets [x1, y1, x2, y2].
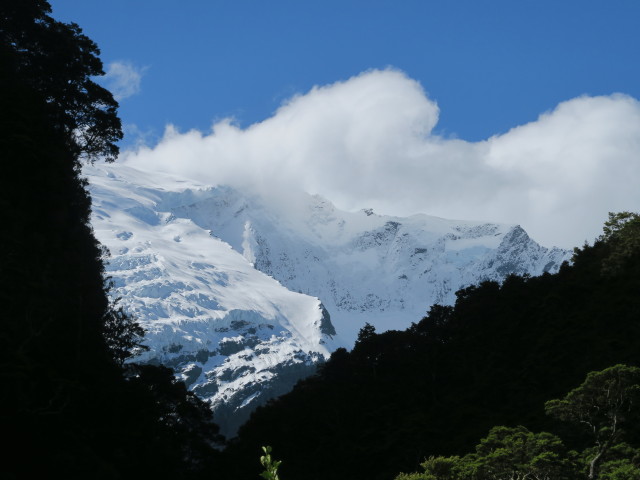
[86, 163, 570, 436]
[168, 182, 569, 341]
[88, 165, 339, 436]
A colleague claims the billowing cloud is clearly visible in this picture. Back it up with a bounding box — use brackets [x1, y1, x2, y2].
[104, 61, 146, 101]
[122, 69, 640, 248]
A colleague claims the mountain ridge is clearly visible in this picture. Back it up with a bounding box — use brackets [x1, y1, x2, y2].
[87, 163, 570, 436]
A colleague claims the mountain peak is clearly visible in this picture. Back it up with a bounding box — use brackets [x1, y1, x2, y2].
[87, 163, 570, 436]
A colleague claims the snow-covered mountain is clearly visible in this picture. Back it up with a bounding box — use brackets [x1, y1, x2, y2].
[87, 163, 570, 436]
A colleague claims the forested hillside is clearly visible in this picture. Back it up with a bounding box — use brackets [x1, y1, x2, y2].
[222, 213, 640, 480]
[0, 2, 223, 477]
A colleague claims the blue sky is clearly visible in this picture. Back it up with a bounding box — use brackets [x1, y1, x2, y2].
[51, 1, 640, 143]
[50, 1, 640, 248]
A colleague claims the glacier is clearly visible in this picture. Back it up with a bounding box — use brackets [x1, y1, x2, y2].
[86, 163, 570, 436]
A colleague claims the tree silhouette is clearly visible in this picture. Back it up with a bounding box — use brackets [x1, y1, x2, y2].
[1, 2, 224, 476]
[102, 299, 149, 366]
[1, 0, 122, 161]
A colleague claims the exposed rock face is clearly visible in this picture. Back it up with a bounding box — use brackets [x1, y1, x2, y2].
[87, 164, 570, 436]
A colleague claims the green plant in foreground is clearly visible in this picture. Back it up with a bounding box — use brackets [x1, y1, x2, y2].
[260, 446, 282, 480]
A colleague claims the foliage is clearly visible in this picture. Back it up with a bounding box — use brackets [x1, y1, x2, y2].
[598, 212, 640, 276]
[545, 365, 640, 478]
[124, 364, 225, 470]
[600, 212, 640, 242]
[396, 456, 462, 480]
[102, 298, 149, 366]
[398, 365, 640, 480]
[260, 446, 282, 480]
[467, 426, 578, 480]
[1, 0, 122, 161]
[396, 426, 579, 480]
[356, 322, 377, 344]
[594, 442, 640, 480]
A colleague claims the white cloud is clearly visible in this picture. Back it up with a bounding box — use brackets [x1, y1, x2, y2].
[122, 69, 640, 249]
[104, 61, 146, 101]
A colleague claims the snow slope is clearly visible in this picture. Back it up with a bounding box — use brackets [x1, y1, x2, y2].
[86, 163, 570, 435]
[164, 180, 570, 342]
[88, 164, 338, 435]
